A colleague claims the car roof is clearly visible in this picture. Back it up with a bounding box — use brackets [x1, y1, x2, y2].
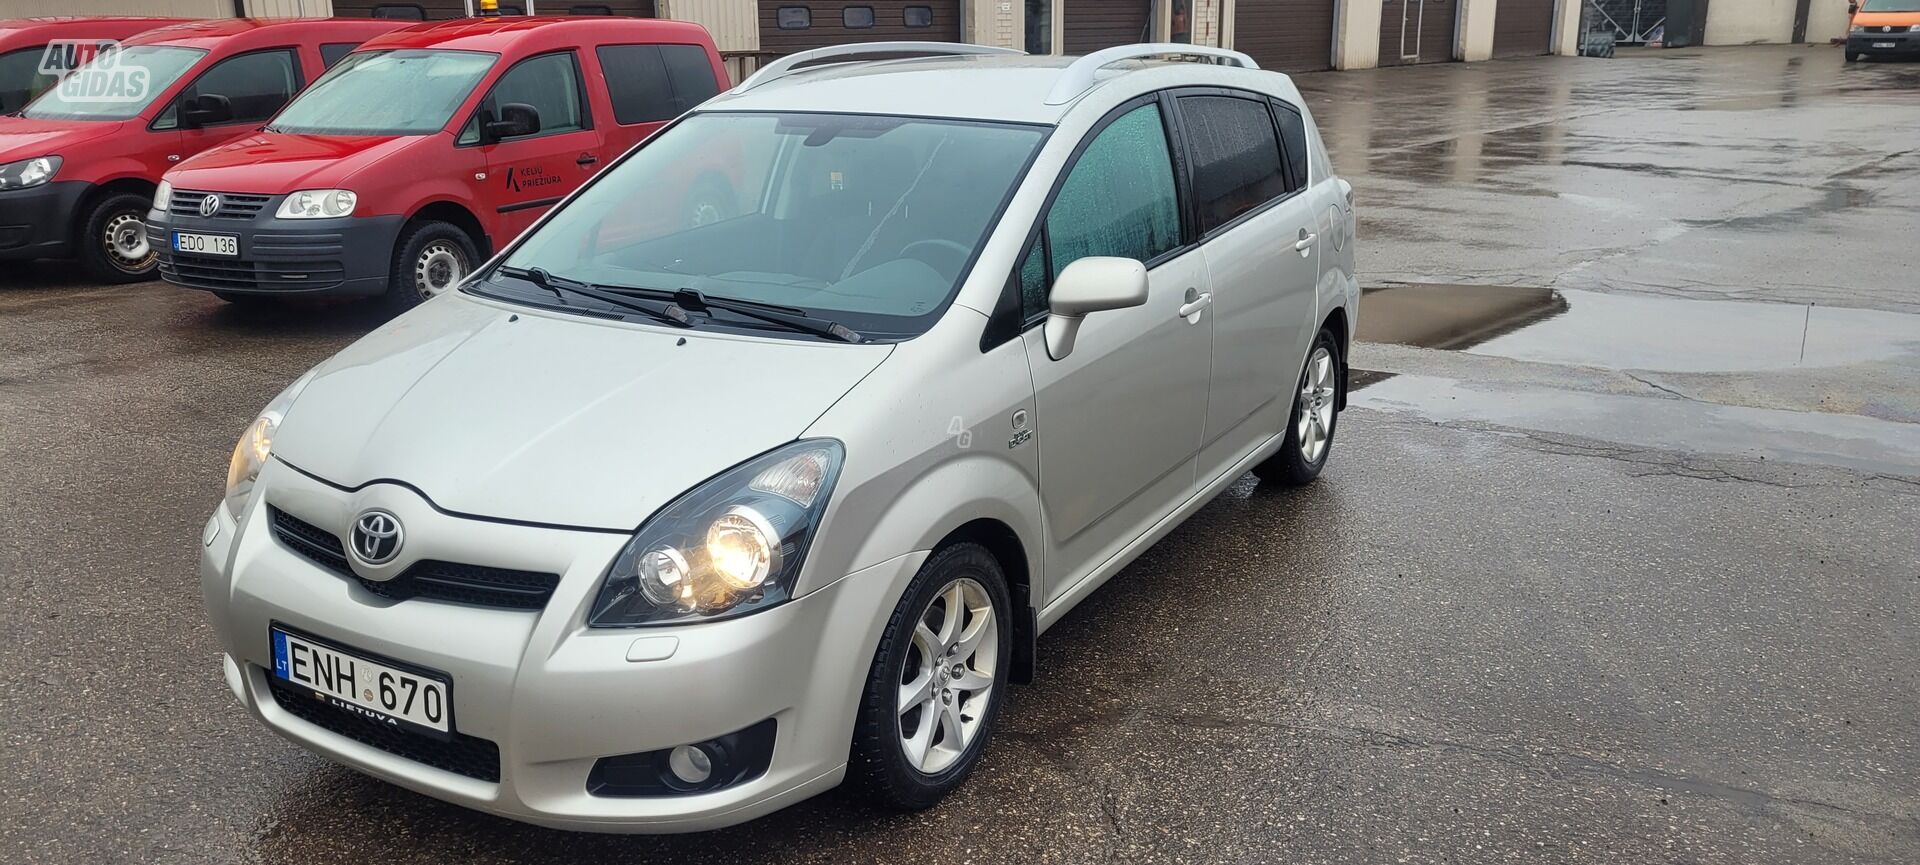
[360, 15, 714, 52]
[703, 53, 1297, 126]
[123, 17, 407, 51]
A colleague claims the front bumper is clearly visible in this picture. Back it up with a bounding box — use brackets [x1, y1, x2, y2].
[0, 180, 88, 261]
[149, 198, 401, 297]
[1848, 32, 1920, 56]
[200, 459, 924, 832]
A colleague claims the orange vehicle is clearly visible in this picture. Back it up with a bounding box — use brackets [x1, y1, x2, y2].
[1847, 0, 1920, 61]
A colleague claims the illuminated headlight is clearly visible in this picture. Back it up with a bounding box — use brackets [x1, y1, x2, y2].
[589, 440, 843, 626]
[276, 189, 357, 219]
[223, 370, 315, 518]
[154, 180, 172, 211]
[0, 156, 61, 190]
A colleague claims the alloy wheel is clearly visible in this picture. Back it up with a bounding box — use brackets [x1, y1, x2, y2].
[897, 577, 998, 775]
[1296, 345, 1336, 463]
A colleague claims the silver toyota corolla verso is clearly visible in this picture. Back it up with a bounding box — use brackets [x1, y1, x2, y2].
[200, 42, 1358, 832]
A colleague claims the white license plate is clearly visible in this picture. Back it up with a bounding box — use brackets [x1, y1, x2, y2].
[271, 627, 451, 734]
[1874, 42, 1897, 48]
[173, 231, 238, 256]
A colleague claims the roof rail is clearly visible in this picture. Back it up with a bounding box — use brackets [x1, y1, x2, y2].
[1044, 43, 1260, 105]
[735, 42, 1026, 93]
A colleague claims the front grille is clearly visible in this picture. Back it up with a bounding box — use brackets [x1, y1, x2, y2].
[268, 507, 562, 611]
[267, 676, 500, 782]
[168, 189, 271, 220]
[160, 254, 345, 292]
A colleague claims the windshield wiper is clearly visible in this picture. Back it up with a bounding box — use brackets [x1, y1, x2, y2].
[671, 288, 864, 344]
[494, 265, 694, 328]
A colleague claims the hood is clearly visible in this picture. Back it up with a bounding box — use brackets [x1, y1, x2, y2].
[270, 295, 894, 531]
[0, 116, 119, 163]
[166, 131, 418, 192]
[1853, 11, 1920, 24]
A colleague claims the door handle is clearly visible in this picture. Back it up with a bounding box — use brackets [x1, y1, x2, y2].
[1294, 232, 1318, 252]
[576, 153, 598, 167]
[1177, 291, 1212, 319]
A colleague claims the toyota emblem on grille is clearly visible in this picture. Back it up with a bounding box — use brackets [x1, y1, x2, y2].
[350, 510, 404, 566]
[198, 194, 222, 217]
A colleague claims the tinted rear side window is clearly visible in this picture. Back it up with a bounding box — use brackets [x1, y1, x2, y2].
[1178, 95, 1289, 234]
[596, 44, 720, 125]
[320, 43, 359, 69]
[1273, 101, 1310, 188]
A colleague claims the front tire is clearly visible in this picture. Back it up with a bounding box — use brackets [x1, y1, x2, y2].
[1846, 52, 1863, 62]
[376, 220, 477, 315]
[847, 542, 1012, 810]
[79, 192, 158, 283]
[1253, 328, 1342, 487]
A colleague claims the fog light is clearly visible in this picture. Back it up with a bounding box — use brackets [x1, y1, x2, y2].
[668, 744, 713, 784]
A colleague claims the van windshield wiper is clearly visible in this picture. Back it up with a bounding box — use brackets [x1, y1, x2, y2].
[494, 265, 694, 328]
[670, 288, 865, 343]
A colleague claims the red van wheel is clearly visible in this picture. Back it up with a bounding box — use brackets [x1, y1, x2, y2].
[377, 220, 479, 315]
[80, 192, 159, 284]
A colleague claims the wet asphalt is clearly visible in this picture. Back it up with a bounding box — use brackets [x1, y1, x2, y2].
[4, 45, 1919, 864]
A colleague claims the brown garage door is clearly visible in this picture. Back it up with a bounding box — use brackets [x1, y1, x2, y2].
[1062, 0, 1153, 54]
[1492, 0, 1555, 57]
[1378, 0, 1458, 65]
[1232, 0, 1335, 73]
[760, 2, 963, 56]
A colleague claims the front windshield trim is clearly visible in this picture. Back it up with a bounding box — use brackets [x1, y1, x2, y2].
[264, 48, 501, 137]
[20, 44, 207, 122]
[466, 109, 1056, 343]
[1859, 0, 1920, 11]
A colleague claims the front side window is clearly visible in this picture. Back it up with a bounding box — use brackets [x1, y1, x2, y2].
[1030, 102, 1180, 316]
[319, 43, 360, 69]
[181, 49, 301, 125]
[20, 45, 205, 121]
[269, 50, 496, 136]
[0, 47, 59, 114]
[485, 112, 1047, 338]
[1179, 95, 1289, 234]
[481, 51, 586, 138]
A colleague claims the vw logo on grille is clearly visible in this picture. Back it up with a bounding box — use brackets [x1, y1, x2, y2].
[198, 194, 222, 218]
[349, 510, 404, 567]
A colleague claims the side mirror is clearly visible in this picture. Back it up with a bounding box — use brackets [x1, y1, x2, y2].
[1044, 256, 1149, 361]
[180, 93, 233, 128]
[482, 102, 541, 141]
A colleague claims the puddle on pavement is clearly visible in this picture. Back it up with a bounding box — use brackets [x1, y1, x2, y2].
[1356, 283, 1920, 374]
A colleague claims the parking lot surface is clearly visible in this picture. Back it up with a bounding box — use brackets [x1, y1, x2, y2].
[4, 45, 1918, 864]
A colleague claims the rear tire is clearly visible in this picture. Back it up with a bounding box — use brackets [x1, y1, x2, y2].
[78, 192, 158, 284]
[1253, 328, 1343, 487]
[847, 542, 1012, 810]
[375, 220, 477, 315]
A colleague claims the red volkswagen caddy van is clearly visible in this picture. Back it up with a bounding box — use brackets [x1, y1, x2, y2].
[0, 17, 183, 114]
[149, 16, 727, 311]
[0, 18, 409, 282]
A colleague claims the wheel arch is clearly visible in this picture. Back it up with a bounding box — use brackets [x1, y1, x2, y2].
[1320, 305, 1352, 411]
[407, 199, 490, 258]
[933, 518, 1037, 685]
[72, 176, 158, 240]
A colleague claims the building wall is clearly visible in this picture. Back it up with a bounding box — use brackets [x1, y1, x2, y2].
[0, 0, 231, 14]
[1334, 0, 1384, 68]
[1553, 0, 1579, 54]
[246, 0, 332, 13]
[1703, 0, 1798, 44]
[965, 0, 1020, 49]
[1458, 0, 1496, 60]
[1806, 0, 1851, 42]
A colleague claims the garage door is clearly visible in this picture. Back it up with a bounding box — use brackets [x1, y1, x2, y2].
[1492, 0, 1555, 56]
[1379, 0, 1458, 65]
[760, 2, 963, 56]
[1232, 0, 1335, 73]
[1062, 0, 1153, 54]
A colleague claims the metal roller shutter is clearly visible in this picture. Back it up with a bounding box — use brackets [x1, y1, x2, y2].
[759, 2, 964, 56]
[1062, 0, 1154, 54]
[332, 1, 469, 19]
[1232, 0, 1335, 73]
[1378, 0, 1458, 65]
[1491, 0, 1555, 56]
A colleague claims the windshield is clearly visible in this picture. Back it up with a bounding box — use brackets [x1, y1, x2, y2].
[0, 47, 59, 114]
[488, 111, 1048, 338]
[267, 49, 497, 136]
[21, 44, 204, 121]
[1860, 0, 1920, 10]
